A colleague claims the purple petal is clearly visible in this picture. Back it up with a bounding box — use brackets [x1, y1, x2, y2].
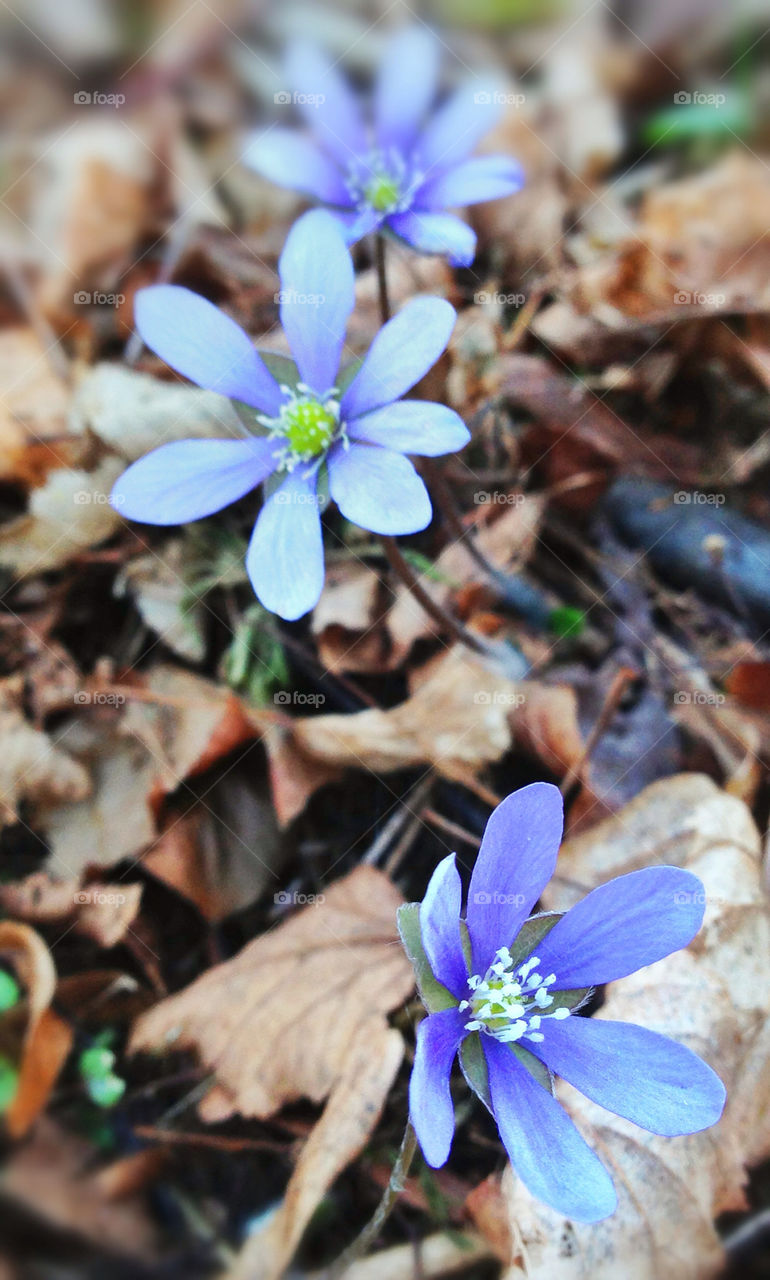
[348, 400, 470, 456]
[465, 783, 564, 975]
[328, 444, 431, 535]
[528, 1016, 726, 1137]
[135, 287, 283, 415]
[284, 41, 367, 165]
[485, 1038, 617, 1222]
[533, 867, 707, 990]
[242, 127, 351, 206]
[420, 855, 469, 1000]
[278, 210, 354, 395]
[409, 1007, 467, 1168]
[113, 439, 277, 525]
[416, 84, 503, 172]
[374, 26, 440, 153]
[387, 211, 476, 266]
[334, 206, 386, 245]
[341, 297, 455, 419]
[416, 155, 525, 209]
[246, 468, 324, 620]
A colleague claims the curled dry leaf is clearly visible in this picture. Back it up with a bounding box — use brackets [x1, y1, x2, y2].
[0, 327, 71, 487]
[496, 773, 769, 1280]
[0, 921, 72, 1138]
[131, 866, 413, 1277]
[0, 873, 143, 949]
[0, 676, 90, 828]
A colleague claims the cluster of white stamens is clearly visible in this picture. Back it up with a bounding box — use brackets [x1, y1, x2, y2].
[345, 148, 423, 215]
[258, 383, 346, 471]
[460, 947, 571, 1044]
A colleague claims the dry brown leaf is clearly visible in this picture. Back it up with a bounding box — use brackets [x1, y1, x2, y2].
[0, 677, 90, 828]
[257, 721, 342, 829]
[3, 1116, 161, 1258]
[496, 773, 769, 1280]
[130, 865, 413, 1117]
[38, 666, 259, 875]
[329, 1232, 493, 1280]
[0, 873, 143, 948]
[290, 646, 518, 781]
[0, 921, 72, 1138]
[232, 1021, 405, 1280]
[386, 499, 545, 667]
[312, 563, 388, 675]
[0, 327, 71, 487]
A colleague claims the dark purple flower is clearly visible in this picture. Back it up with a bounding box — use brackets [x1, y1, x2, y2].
[243, 27, 525, 266]
[111, 210, 469, 620]
[399, 782, 725, 1222]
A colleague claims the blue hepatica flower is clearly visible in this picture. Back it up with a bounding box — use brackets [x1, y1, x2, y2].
[399, 782, 726, 1223]
[111, 210, 469, 621]
[243, 26, 525, 267]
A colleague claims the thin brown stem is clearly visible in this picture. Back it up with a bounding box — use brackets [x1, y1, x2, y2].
[375, 233, 392, 324]
[326, 1122, 418, 1278]
[380, 535, 489, 656]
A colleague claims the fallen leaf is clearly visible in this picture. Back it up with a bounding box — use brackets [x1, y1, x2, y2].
[0, 873, 143, 948]
[232, 1021, 404, 1280]
[498, 773, 769, 1279]
[116, 540, 207, 664]
[3, 1116, 162, 1258]
[0, 327, 71, 487]
[129, 865, 413, 1118]
[0, 921, 72, 1138]
[0, 677, 90, 829]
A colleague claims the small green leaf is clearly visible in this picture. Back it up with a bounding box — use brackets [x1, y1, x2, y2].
[396, 903, 458, 1013]
[0, 969, 21, 1013]
[548, 606, 585, 639]
[0, 1056, 19, 1111]
[86, 1072, 126, 1109]
[336, 356, 364, 395]
[79, 1046, 116, 1080]
[258, 352, 301, 391]
[459, 1032, 491, 1109]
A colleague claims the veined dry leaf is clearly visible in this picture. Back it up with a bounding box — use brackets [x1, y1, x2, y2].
[232, 1021, 405, 1280]
[0, 921, 72, 1138]
[497, 773, 769, 1280]
[129, 865, 413, 1117]
[311, 563, 387, 675]
[0, 677, 90, 828]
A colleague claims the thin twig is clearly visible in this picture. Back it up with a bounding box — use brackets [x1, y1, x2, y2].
[380, 535, 490, 656]
[326, 1122, 418, 1279]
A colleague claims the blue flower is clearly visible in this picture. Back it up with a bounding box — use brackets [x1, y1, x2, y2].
[111, 210, 469, 621]
[400, 782, 726, 1223]
[243, 27, 525, 267]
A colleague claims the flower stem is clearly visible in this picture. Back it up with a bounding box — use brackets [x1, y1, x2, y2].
[381, 535, 490, 655]
[375, 233, 392, 324]
[326, 1121, 418, 1278]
